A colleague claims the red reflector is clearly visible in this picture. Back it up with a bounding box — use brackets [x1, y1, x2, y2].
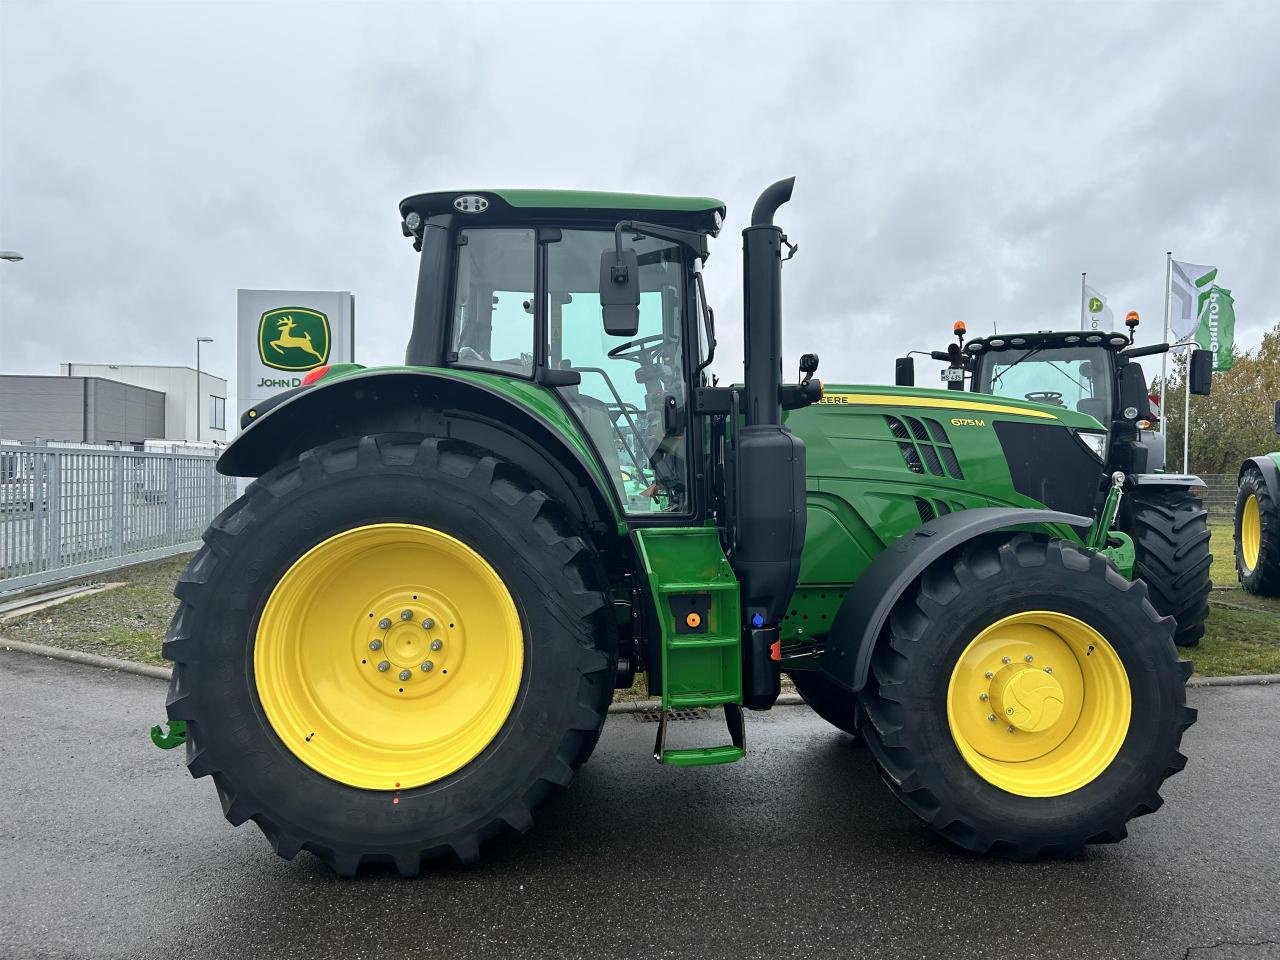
[301, 365, 330, 386]
[769, 640, 781, 661]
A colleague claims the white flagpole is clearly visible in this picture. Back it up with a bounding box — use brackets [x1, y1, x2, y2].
[1080, 272, 1087, 330]
[1183, 354, 1191, 473]
[1160, 252, 1172, 432]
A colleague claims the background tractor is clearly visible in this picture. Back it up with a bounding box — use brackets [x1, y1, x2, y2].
[160, 181, 1194, 875]
[894, 322, 1215, 646]
[1233, 403, 1280, 593]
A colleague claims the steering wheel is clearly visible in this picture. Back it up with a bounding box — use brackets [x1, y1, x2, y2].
[607, 333, 668, 363]
[1025, 390, 1065, 406]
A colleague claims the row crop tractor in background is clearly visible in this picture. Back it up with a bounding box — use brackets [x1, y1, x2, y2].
[1234, 403, 1280, 593]
[895, 319, 1214, 647]
[156, 181, 1195, 876]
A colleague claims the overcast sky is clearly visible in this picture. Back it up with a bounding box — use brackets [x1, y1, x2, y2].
[2, 0, 1278, 415]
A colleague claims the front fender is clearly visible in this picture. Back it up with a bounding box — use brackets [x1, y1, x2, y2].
[818, 507, 1091, 693]
[219, 367, 624, 533]
[1239, 455, 1280, 491]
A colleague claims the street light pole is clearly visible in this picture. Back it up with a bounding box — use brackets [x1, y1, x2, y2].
[195, 337, 213, 442]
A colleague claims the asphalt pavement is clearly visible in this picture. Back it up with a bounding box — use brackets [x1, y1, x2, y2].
[2, 650, 1278, 960]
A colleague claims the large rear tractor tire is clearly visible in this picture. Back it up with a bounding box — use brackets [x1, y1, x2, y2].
[789, 670, 859, 738]
[1117, 486, 1211, 647]
[1235, 468, 1280, 595]
[857, 535, 1195, 860]
[163, 434, 616, 876]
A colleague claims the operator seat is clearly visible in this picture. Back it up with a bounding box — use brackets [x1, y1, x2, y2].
[1076, 398, 1110, 425]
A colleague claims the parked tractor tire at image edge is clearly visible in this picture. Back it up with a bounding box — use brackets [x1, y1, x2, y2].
[1235, 466, 1280, 595]
[163, 434, 616, 875]
[857, 534, 1194, 859]
[1117, 486, 1212, 647]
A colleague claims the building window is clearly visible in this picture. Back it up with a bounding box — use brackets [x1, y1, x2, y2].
[211, 395, 226, 431]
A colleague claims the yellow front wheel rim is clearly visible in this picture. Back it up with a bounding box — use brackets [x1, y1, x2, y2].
[1241, 493, 1262, 572]
[946, 611, 1131, 797]
[254, 523, 524, 790]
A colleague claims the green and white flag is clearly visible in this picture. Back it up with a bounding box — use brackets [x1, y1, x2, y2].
[1194, 285, 1236, 371]
[1171, 259, 1218, 342]
[1083, 284, 1113, 332]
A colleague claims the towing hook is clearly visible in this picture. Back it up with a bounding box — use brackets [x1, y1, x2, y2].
[150, 720, 187, 750]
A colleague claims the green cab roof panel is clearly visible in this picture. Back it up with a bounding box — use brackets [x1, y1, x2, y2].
[399, 189, 727, 235]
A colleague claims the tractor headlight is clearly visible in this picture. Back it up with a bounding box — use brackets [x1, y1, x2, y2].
[1075, 430, 1107, 461]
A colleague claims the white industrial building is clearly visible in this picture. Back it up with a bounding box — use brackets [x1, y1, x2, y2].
[60, 363, 228, 443]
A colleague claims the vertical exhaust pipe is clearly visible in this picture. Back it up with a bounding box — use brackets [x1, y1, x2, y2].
[742, 177, 795, 425]
[734, 177, 805, 710]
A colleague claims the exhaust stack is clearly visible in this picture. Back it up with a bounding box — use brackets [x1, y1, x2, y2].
[742, 177, 795, 425]
[733, 178, 806, 710]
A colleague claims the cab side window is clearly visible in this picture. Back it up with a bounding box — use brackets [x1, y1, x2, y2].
[449, 228, 535, 376]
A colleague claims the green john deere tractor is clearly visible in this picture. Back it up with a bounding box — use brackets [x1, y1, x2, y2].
[1234, 403, 1280, 593]
[156, 180, 1194, 875]
[895, 321, 1214, 646]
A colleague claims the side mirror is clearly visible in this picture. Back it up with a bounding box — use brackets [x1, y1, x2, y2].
[599, 248, 640, 337]
[1189, 349, 1213, 396]
[895, 356, 915, 387]
[1117, 362, 1151, 420]
[1272, 400, 1280, 437]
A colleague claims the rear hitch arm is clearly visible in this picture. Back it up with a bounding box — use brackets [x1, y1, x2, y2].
[150, 720, 187, 750]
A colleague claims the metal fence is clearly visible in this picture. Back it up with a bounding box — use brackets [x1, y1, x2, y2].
[1198, 474, 1236, 523]
[0, 441, 237, 595]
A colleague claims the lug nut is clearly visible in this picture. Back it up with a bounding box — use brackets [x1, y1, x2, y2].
[421, 618, 435, 630]
[1001, 656, 1011, 665]
[987, 714, 997, 722]
[1007, 725, 1017, 733]
[978, 692, 989, 702]
[1044, 666, 1053, 674]
[421, 660, 434, 672]
[376, 660, 390, 672]
[1024, 654, 1034, 663]
[369, 639, 382, 651]
[400, 609, 413, 621]
[984, 671, 994, 680]
[430, 639, 443, 651]
[378, 618, 392, 630]
[399, 669, 412, 681]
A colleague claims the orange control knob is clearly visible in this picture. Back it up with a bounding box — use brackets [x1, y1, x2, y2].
[685, 612, 702, 629]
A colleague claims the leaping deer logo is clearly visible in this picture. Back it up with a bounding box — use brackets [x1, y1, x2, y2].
[270, 316, 326, 364]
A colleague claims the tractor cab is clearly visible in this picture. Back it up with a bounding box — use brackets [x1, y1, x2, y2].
[397, 190, 725, 517]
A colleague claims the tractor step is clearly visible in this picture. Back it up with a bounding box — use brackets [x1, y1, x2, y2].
[653, 703, 746, 766]
[633, 527, 746, 766]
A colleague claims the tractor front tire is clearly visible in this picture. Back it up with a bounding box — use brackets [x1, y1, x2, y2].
[163, 434, 616, 876]
[1235, 468, 1280, 595]
[789, 670, 859, 738]
[857, 535, 1194, 860]
[1118, 486, 1211, 647]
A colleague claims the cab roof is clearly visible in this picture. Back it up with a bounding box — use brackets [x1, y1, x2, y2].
[398, 188, 727, 237]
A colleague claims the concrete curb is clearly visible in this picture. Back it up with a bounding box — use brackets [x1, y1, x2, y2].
[1, 639, 1275, 695]
[1, 638, 172, 681]
[1187, 673, 1279, 687]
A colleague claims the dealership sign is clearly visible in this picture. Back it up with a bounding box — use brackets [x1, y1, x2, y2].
[237, 289, 354, 428]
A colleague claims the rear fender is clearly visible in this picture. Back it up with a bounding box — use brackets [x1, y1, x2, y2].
[218, 368, 623, 536]
[818, 507, 1090, 693]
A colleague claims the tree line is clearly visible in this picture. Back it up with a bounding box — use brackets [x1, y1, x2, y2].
[1159, 322, 1280, 476]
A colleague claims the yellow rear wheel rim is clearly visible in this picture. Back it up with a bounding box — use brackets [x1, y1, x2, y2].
[946, 611, 1131, 797]
[1241, 493, 1262, 572]
[254, 523, 523, 790]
